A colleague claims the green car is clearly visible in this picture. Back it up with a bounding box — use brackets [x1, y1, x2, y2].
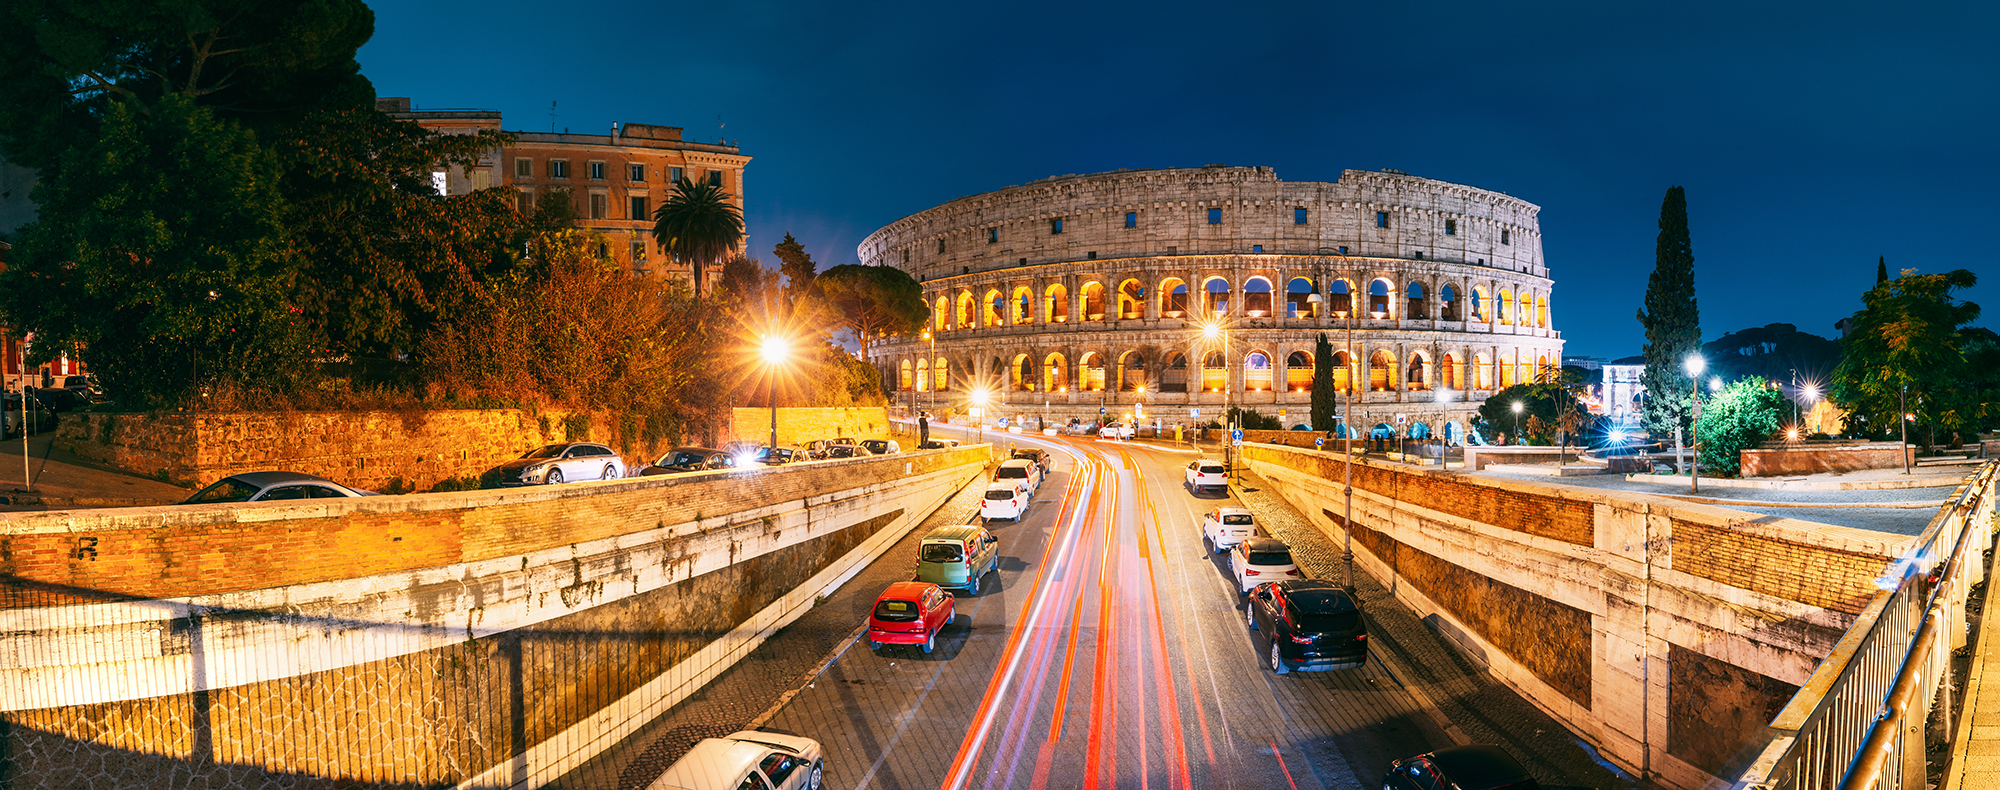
[917, 525, 1000, 595]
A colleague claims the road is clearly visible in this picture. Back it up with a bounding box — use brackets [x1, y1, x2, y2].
[767, 427, 1442, 790]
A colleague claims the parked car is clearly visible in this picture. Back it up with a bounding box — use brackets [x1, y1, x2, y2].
[1009, 448, 1052, 474]
[1100, 422, 1134, 440]
[867, 581, 956, 654]
[1383, 745, 1539, 790]
[62, 375, 105, 402]
[1245, 579, 1368, 673]
[824, 443, 868, 458]
[860, 439, 902, 455]
[480, 442, 626, 487]
[995, 458, 1042, 493]
[753, 446, 801, 465]
[30, 387, 91, 413]
[918, 438, 962, 449]
[182, 471, 378, 504]
[645, 730, 824, 790]
[1185, 458, 1228, 493]
[0, 393, 58, 437]
[640, 447, 735, 476]
[1202, 507, 1257, 553]
[917, 525, 1000, 595]
[1230, 537, 1300, 594]
[980, 481, 1029, 522]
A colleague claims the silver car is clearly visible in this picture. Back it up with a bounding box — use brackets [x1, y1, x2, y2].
[182, 471, 378, 504]
[481, 442, 626, 487]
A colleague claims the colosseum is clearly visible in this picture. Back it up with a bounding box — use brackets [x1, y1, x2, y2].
[861, 165, 1563, 441]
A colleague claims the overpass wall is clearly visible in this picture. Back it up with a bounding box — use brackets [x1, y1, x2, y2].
[1242, 442, 1908, 790]
[0, 445, 987, 789]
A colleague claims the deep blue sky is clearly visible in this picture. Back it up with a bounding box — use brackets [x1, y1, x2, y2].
[357, 1, 1997, 361]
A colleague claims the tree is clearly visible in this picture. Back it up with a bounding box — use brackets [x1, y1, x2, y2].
[1700, 323, 1843, 384]
[772, 232, 819, 314]
[1694, 377, 1788, 477]
[1475, 383, 1587, 445]
[1876, 256, 1889, 286]
[1832, 269, 1982, 447]
[651, 176, 743, 298]
[1310, 333, 1337, 431]
[1636, 185, 1702, 442]
[807, 264, 929, 360]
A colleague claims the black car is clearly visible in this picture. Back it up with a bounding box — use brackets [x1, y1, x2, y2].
[32, 388, 92, 413]
[1009, 448, 1052, 474]
[1384, 745, 1539, 790]
[860, 439, 900, 455]
[754, 446, 799, 465]
[1, 393, 58, 437]
[640, 447, 736, 476]
[1245, 580, 1367, 673]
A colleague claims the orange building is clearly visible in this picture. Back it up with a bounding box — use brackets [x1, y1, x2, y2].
[379, 98, 750, 290]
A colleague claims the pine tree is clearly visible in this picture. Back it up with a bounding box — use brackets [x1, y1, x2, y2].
[1635, 186, 1702, 441]
[1876, 256, 1889, 286]
[1310, 333, 1337, 431]
[773, 232, 819, 314]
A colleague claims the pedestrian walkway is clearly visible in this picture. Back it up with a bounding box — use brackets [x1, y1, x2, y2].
[1942, 544, 2000, 790]
[0, 432, 191, 510]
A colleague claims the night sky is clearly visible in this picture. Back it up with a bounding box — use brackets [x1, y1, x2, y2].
[358, 1, 1997, 361]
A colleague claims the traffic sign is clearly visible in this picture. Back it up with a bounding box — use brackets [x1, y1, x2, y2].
[1315, 437, 1325, 448]
[1099, 407, 1107, 415]
[1395, 413, 1408, 425]
[1231, 429, 1243, 446]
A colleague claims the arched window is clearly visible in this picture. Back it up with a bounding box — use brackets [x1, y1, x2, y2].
[935, 358, 949, 391]
[1012, 354, 1034, 391]
[1498, 289, 1514, 325]
[1285, 351, 1312, 392]
[956, 292, 975, 329]
[1471, 287, 1489, 322]
[1537, 355, 1551, 382]
[1119, 279, 1146, 319]
[985, 289, 1004, 327]
[1244, 277, 1273, 316]
[1329, 280, 1353, 315]
[1043, 353, 1067, 393]
[1081, 282, 1106, 320]
[1204, 277, 1232, 316]
[1012, 286, 1035, 324]
[1499, 352, 1516, 388]
[1406, 352, 1428, 391]
[1475, 353, 1492, 390]
[1520, 292, 1533, 328]
[1286, 277, 1316, 318]
[1442, 354, 1462, 390]
[1245, 351, 1272, 391]
[916, 360, 930, 393]
[1201, 352, 1227, 391]
[1369, 279, 1393, 317]
[1407, 282, 1427, 319]
[1439, 285, 1459, 321]
[899, 360, 913, 391]
[1332, 350, 1353, 393]
[934, 296, 948, 332]
[1046, 284, 1070, 323]
[1080, 352, 1106, 392]
[1537, 295, 1549, 328]
[1119, 351, 1146, 391]
[1161, 278, 1189, 317]
[1162, 353, 1188, 392]
[1369, 350, 1396, 391]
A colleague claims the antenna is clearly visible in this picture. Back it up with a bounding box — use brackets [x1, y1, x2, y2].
[718, 114, 725, 143]
[549, 100, 557, 132]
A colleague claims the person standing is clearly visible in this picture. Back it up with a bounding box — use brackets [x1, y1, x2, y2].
[918, 412, 930, 447]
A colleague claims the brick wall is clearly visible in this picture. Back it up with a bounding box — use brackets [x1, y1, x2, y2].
[1739, 443, 1917, 477]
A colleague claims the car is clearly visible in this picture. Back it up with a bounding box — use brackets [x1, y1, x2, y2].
[995, 458, 1042, 493]
[0, 393, 58, 437]
[1230, 537, 1301, 593]
[824, 443, 868, 458]
[645, 730, 824, 790]
[181, 471, 379, 504]
[1009, 447, 1052, 474]
[860, 439, 902, 455]
[980, 481, 1029, 522]
[919, 438, 962, 449]
[1202, 507, 1256, 553]
[752, 446, 801, 465]
[640, 447, 736, 476]
[917, 525, 1000, 595]
[1383, 745, 1540, 790]
[62, 375, 105, 402]
[1099, 422, 1134, 440]
[1245, 579, 1368, 673]
[1185, 458, 1228, 493]
[867, 581, 956, 654]
[480, 442, 626, 487]
[29, 387, 91, 413]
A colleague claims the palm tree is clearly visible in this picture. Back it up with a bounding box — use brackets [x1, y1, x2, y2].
[651, 176, 744, 297]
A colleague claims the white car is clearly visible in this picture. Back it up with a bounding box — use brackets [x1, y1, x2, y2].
[645, 730, 823, 790]
[1230, 537, 1300, 593]
[995, 458, 1042, 493]
[1185, 458, 1228, 493]
[482, 442, 627, 487]
[1100, 422, 1134, 439]
[980, 481, 1029, 521]
[1202, 507, 1257, 553]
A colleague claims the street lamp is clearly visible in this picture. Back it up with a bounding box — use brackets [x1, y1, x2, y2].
[971, 386, 991, 444]
[760, 335, 789, 454]
[1510, 401, 1523, 445]
[1686, 354, 1705, 494]
[1436, 388, 1455, 469]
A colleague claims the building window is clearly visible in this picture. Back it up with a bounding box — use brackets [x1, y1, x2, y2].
[1478, 258, 1486, 265]
[1018, 258, 1027, 266]
[937, 238, 946, 254]
[1087, 251, 1097, 260]
[987, 228, 998, 244]
[1207, 208, 1221, 224]
[516, 190, 534, 213]
[669, 166, 684, 183]
[1376, 211, 1389, 228]
[1338, 246, 1349, 255]
[1252, 245, 1263, 253]
[1050, 218, 1063, 235]
[515, 159, 533, 178]
[1414, 250, 1424, 259]
[628, 164, 645, 181]
[589, 161, 605, 180]
[1445, 219, 1457, 235]
[1501, 229, 1511, 244]
[1125, 211, 1137, 228]
[430, 171, 448, 195]
[1294, 207, 1307, 224]
[590, 193, 608, 219]
[708, 170, 723, 187]
[597, 241, 609, 259]
[630, 196, 649, 220]
[631, 237, 647, 262]
[550, 160, 570, 179]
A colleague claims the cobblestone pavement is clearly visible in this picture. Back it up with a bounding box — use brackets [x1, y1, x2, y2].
[1473, 468, 1967, 535]
[1230, 470, 1643, 790]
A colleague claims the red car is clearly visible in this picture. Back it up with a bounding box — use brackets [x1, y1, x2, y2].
[868, 581, 956, 654]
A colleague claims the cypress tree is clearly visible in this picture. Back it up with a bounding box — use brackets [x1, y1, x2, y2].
[1310, 333, 1337, 431]
[1876, 256, 1889, 286]
[1635, 186, 1702, 441]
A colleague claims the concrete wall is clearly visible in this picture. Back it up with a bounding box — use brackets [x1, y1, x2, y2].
[1242, 442, 1907, 790]
[1740, 443, 1918, 477]
[0, 444, 985, 789]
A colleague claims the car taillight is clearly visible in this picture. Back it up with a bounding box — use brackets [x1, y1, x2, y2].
[1245, 569, 1260, 576]
[1355, 633, 1367, 641]
[1285, 569, 1300, 576]
[1291, 633, 1316, 644]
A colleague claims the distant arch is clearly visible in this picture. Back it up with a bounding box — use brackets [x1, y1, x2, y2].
[1471, 287, 1490, 322]
[1161, 278, 1189, 317]
[1203, 277, 1232, 316]
[984, 289, 1004, 327]
[1043, 353, 1068, 394]
[1498, 289, 1514, 325]
[1201, 351, 1227, 392]
[1519, 292, 1533, 327]
[1012, 286, 1035, 324]
[1285, 351, 1312, 392]
[1536, 294, 1549, 328]
[934, 296, 949, 332]
[1119, 350, 1147, 392]
[956, 291, 975, 328]
[1286, 277, 1316, 318]
[1368, 279, 1393, 317]
[1328, 279, 1354, 315]
[1045, 284, 1070, 323]
[935, 358, 949, 391]
[1474, 353, 1492, 390]
[1081, 281, 1106, 321]
[1011, 354, 1034, 391]
[1442, 353, 1463, 390]
[1162, 352, 1189, 393]
[1406, 351, 1429, 391]
[1369, 350, 1397, 391]
[1244, 277, 1273, 317]
[1080, 352, 1107, 392]
[1119, 279, 1146, 320]
[1244, 351, 1273, 391]
[1439, 285, 1459, 321]
[1407, 281, 1427, 319]
[900, 359, 913, 391]
[1332, 350, 1353, 393]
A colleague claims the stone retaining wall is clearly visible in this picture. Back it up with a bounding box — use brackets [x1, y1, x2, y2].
[1740, 442, 1917, 477]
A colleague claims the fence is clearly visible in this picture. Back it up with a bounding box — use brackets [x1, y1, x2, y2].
[1732, 460, 1998, 790]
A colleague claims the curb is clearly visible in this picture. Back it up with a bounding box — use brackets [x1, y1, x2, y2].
[1366, 631, 1472, 747]
[1, 495, 179, 508]
[1941, 544, 2000, 790]
[745, 620, 871, 731]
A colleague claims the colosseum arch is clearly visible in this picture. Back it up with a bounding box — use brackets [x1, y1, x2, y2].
[1244, 277, 1274, 317]
[1475, 352, 1492, 390]
[1498, 288, 1514, 325]
[1045, 284, 1070, 323]
[1162, 352, 1189, 392]
[1203, 277, 1232, 316]
[933, 296, 949, 332]
[1010, 354, 1033, 391]
[1369, 350, 1397, 391]
[1200, 351, 1227, 391]
[1405, 350, 1430, 391]
[1285, 350, 1312, 392]
[1012, 286, 1035, 324]
[1536, 294, 1549, 328]
[984, 289, 1004, 327]
[1118, 350, 1147, 392]
[1471, 286, 1490, 322]
[915, 360, 930, 392]
[1161, 278, 1189, 317]
[1043, 353, 1067, 393]
[1118, 279, 1146, 320]
[1286, 277, 1316, 319]
[1079, 352, 1107, 391]
[899, 360, 913, 391]
[1442, 353, 1463, 390]
[1519, 292, 1532, 327]
[1368, 279, 1394, 317]
[956, 291, 975, 328]
[935, 358, 950, 391]
[1081, 281, 1106, 321]
[1499, 351, 1517, 388]
[1407, 282, 1428, 319]
[1331, 349, 1353, 392]
[1439, 285, 1459, 321]
[1328, 280, 1354, 315]
[1244, 351, 1273, 391]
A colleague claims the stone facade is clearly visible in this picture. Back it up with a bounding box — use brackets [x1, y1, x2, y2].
[862, 166, 1563, 437]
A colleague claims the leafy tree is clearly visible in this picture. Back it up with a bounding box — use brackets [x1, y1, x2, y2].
[1832, 269, 1983, 447]
[772, 232, 819, 314]
[651, 176, 743, 297]
[1700, 323, 1842, 385]
[1310, 333, 1337, 431]
[1475, 382, 1587, 445]
[1694, 377, 1787, 477]
[1636, 185, 1702, 442]
[807, 264, 928, 360]
[1226, 407, 1283, 431]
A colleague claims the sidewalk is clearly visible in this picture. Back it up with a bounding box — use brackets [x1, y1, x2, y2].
[1943, 544, 2000, 790]
[0, 431, 192, 510]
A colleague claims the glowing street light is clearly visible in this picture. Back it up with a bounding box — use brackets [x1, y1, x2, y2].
[759, 335, 790, 454]
[1510, 400, 1524, 445]
[1436, 388, 1455, 469]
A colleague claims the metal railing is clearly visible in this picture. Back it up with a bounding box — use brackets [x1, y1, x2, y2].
[1732, 460, 1998, 790]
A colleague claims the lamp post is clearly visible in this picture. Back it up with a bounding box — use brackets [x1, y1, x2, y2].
[972, 387, 990, 445]
[923, 329, 936, 416]
[1437, 388, 1455, 469]
[1899, 382, 1911, 475]
[1686, 355, 1705, 494]
[760, 335, 789, 453]
[1335, 298, 1357, 592]
[1510, 401, 1523, 446]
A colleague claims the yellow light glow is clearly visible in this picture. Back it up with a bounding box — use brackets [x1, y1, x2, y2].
[760, 335, 788, 365]
[972, 388, 991, 407]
